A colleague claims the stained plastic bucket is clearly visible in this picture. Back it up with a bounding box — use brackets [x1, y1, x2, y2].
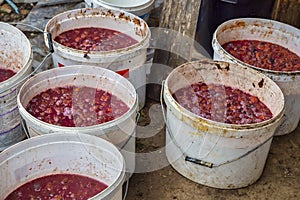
[0, 22, 33, 151]
[0, 133, 125, 200]
[85, 0, 155, 22]
[17, 65, 138, 179]
[44, 8, 150, 109]
[212, 18, 300, 135]
[163, 60, 285, 189]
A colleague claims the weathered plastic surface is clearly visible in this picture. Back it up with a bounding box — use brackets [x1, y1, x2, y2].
[17, 65, 138, 178]
[44, 8, 150, 109]
[163, 60, 285, 189]
[86, 0, 155, 22]
[0, 22, 33, 151]
[212, 18, 300, 135]
[0, 133, 125, 200]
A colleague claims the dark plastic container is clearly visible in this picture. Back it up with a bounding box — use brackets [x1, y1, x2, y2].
[195, 0, 275, 57]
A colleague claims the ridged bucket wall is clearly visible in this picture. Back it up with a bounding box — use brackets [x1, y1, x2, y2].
[0, 22, 33, 151]
[0, 133, 125, 200]
[17, 66, 138, 179]
[212, 18, 300, 135]
[163, 60, 285, 189]
[44, 8, 150, 109]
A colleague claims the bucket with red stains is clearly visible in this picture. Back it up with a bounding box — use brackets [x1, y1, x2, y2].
[163, 60, 285, 189]
[44, 8, 150, 109]
[17, 65, 138, 179]
[0, 22, 33, 151]
[212, 18, 300, 135]
[0, 133, 125, 200]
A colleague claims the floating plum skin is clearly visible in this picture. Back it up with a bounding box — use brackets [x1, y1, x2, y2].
[222, 40, 300, 72]
[0, 68, 16, 83]
[173, 82, 273, 124]
[54, 27, 138, 51]
[26, 86, 129, 127]
[5, 174, 108, 200]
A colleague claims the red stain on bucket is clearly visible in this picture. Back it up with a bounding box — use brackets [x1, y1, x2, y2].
[116, 69, 129, 78]
[58, 62, 64, 67]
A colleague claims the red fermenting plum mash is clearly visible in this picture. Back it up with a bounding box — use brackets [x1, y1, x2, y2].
[26, 86, 129, 127]
[222, 40, 300, 72]
[173, 82, 273, 124]
[0, 68, 16, 83]
[54, 27, 138, 51]
[5, 174, 108, 200]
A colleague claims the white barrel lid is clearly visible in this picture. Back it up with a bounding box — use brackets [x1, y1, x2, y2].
[97, 0, 150, 8]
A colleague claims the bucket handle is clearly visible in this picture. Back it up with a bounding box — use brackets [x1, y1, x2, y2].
[22, 103, 140, 148]
[117, 111, 140, 151]
[0, 23, 54, 94]
[220, 0, 238, 4]
[22, 111, 140, 145]
[122, 179, 129, 200]
[21, 118, 31, 139]
[160, 80, 273, 168]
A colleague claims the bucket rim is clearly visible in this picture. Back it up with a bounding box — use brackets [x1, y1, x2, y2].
[212, 17, 300, 76]
[44, 7, 150, 59]
[17, 65, 138, 131]
[0, 22, 33, 90]
[0, 132, 126, 199]
[164, 59, 285, 131]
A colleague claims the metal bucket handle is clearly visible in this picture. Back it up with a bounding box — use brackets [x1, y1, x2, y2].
[0, 23, 54, 94]
[22, 112, 140, 148]
[220, 0, 238, 4]
[122, 179, 129, 200]
[118, 111, 140, 150]
[160, 80, 273, 168]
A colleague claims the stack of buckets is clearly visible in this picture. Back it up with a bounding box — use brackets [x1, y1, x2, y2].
[0, 22, 33, 151]
[0, 7, 152, 199]
[85, 0, 155, 23]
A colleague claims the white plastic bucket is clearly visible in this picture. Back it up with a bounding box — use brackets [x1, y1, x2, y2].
[163, 60, 285, 189]
[0, 133, 125, 200]
[17, 65, 138, 179]
[0, 22, 33, 151]
[44, 8, 150, 109]
[212, 18, 300, 136]
[85, 0, 155, 22]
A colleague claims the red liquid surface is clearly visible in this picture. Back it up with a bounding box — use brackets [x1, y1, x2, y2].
[5, 173, 108, 200]
[26, 86, 129, 127]
[222, 40, 300, 72]
[0, 68, 16, 83]
[172, 82, 273, 124]
[54, 27, 138, 51]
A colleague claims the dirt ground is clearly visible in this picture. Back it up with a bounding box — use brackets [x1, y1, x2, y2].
[1, 2, 299, 200]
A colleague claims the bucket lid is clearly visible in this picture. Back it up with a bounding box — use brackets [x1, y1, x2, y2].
[98, 0, 150, 8]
